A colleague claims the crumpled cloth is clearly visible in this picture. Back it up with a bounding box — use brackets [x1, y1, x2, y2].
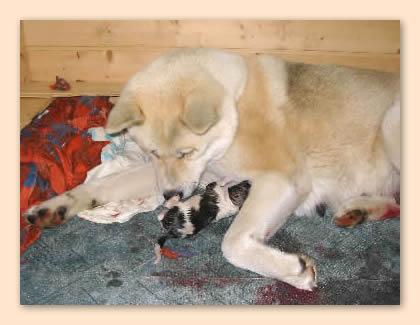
[20, 97, 113, 254]
[77, 127, 226, 224]
[77, 126, 163, 223]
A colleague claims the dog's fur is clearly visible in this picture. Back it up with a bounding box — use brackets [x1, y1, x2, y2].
[24, 48, 400, 290]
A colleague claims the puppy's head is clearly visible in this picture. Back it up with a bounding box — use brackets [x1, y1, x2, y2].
[205, 180, 252, 221]
[105, 52, 235, 199]
[227, 180, 252, 208]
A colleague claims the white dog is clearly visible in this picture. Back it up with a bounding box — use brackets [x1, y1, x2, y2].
[25, 48, 400, 290]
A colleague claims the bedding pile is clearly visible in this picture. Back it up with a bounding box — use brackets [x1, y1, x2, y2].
[20, 97, 112, 253]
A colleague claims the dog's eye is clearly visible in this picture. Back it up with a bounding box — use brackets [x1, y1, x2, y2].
[176, 148, 195, 159]
[150, 150, 160, 159]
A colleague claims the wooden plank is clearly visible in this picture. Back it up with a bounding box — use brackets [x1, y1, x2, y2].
[25, 47, 399, 83]
[22, 20, 400, 54]
[256, 49, 400, 73]
[20, 81, 123, 98]
[20, 21, 31, 84]
[26, 47, 158, 83]
[20, 98, 51, 129]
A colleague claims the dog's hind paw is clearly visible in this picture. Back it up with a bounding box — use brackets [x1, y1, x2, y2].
[333, 195, 400, 227]
[333, 209, 367, 227]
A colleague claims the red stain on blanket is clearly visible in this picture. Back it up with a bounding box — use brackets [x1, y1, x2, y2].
[20, 97, 113, 254]
[378, 205, 400, 220]
[167, 277, 243, 289]
[151, 271, 243, 289]
[254, 281, 321, 305]
[168, 277, 209, 289]
[160, 247, 182, 259]
[160, 247, 196, 260]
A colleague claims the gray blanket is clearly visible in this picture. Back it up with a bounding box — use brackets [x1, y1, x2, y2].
[20, 207, 399, 305]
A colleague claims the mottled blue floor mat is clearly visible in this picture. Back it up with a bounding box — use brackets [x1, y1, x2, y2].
[20, 208, 400, 305]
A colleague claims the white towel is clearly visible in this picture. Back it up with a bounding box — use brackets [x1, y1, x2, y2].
[78, 127, 228, 224]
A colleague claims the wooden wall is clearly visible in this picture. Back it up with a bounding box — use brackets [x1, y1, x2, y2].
[21, 20, 400, 86]
[19, 20, 400, 128]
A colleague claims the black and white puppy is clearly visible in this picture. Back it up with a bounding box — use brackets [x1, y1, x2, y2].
[154, 180, 251, 264]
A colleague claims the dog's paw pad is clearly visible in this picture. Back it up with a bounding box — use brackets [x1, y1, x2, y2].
[333, 209, 367, 227]
[24, 203, 70, 228]
[56, 206, 67, 220]
[24, 206, 50, 225]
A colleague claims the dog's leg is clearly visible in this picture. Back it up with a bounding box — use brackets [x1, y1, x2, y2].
[24, 163, 160, 228]
[333, 195, 400, 227]
[221, 173, 316, 291]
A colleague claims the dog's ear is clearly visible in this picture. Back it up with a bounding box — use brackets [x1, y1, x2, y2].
[181, 85, 223, 135]
[105, 95, 144, 134]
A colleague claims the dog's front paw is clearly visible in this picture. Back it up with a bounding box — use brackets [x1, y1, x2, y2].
[284, 255, 317, 291]
[23, 190, 98, 228]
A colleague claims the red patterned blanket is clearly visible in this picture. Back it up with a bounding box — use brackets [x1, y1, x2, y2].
[20, 97, 113, 254]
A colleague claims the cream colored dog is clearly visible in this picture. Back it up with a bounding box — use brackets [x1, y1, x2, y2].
[24, 48, 400, 291]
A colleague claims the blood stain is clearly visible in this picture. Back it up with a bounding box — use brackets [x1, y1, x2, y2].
[253, 281, 321, 305]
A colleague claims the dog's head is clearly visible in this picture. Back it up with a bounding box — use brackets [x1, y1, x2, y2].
[105, 49, 246, 199]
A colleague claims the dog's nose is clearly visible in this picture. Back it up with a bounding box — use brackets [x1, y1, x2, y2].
[163, 190, 183, 201]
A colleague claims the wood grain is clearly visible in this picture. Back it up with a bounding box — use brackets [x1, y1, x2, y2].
[20, 98, 51, 129]
[19, 20, 400, 124]
[25, 47, 399, 83]
[22, 20, 400, 54]
[20, 21, 31, 84]
[21, 20, 400, 83]
[20, 81, 123, 98]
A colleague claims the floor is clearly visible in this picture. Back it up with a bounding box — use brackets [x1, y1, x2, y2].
[20, 206, 400, 305]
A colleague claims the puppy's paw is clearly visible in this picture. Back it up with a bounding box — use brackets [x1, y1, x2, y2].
[153, 244, 162, 264]
[23, 190, 98, 228]
[284, 255, 317, 291]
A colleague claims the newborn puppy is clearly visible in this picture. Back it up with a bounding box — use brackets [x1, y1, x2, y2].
[153, 180, 251, 264]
